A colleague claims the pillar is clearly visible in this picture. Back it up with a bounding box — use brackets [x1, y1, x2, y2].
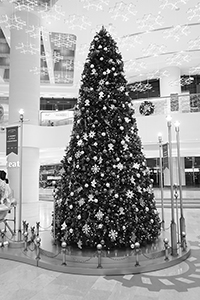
[160, 66, 181, 97]
[7, 9, 40, 223]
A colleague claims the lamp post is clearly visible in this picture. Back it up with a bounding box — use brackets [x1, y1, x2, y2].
[18, 108, 24, 241]
[174, 121, 186, 244]
[166, 115, 177, 256]
[158, 133, 165, 230]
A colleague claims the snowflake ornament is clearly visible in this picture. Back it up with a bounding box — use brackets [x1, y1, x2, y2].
[78, 198, 85, 206]
[82, 224, 91, 235]
[109, 229, 118, 241]
[91, 179, 96, 187]
[91, 164, 100, 173]
[95, 209, 104, 220]
[61, 221, 67, 230]
[89, 131, 95, 138]
[126, 190, 134, 198]
[133, 162, 140, 169]
[117, 162, 123, 170]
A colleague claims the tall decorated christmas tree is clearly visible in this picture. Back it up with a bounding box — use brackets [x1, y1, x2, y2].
[53, 27, 161, 250]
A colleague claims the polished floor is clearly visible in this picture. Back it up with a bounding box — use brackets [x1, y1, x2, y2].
[0, 189, 200, 299]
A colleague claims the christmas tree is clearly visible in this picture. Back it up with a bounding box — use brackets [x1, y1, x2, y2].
[53, 27, 161, 250]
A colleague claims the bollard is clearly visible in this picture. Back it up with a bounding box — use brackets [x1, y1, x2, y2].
[61, 241, 67, 266]
[22, 220, 27, 235]
[0, 229, 5, 247]
[134, 242, 140, 266]
[36, 222, 40, 237]
[25, 222, 29, 232]
[24, 231, 28, 251]
[97, 244, 103, 268]
[163, 238, 170, 261]
[35, 236, 41, 260]
[181, 232, 187, 252]
[30, 226, 35, 243]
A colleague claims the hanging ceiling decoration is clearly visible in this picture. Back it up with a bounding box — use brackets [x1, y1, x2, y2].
[167, 51, 191, 66]
[15, 42, 39, 54]
[163, 25, 190, 41]
[136, 13, 164, 30]
[64, 14, 91, 30]
[142, 43, 166, 57]
[1, 0, 200, 87]
[146, 69, 169, 80]
[0, 14, 26, 30]
[80, 0, 109, 11]
[187, 2, 200, 21]
[159, 0, 189, 11]
[109, 2, 137, 21]
[129, 82, 152, 93]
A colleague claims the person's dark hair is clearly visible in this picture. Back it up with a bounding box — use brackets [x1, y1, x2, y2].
[5, 178, 9, 184]
[0, 170, 6, 181]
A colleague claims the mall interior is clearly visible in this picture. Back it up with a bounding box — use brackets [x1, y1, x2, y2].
[0, 1, 200, 299]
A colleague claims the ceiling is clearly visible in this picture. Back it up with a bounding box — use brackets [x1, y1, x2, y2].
[1, 0, 200, 167]
[0, 0, 200, 88]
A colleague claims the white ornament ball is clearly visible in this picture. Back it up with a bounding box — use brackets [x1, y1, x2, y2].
[69, 204, 73, 209]
[77, 215, 81, 220]
[90, 64, 94, 68]
[69, 228, 73, 233]
[104, 47, 107, 51]
[120, 126, 124, 130]
[106, 183, 110, 187]
[105, 81, 109, 85]
[112, 67, 115, 71]
[114, 194, 119, 198]
[100, 57, 103, 61]
[85, 183, 89, 188]
[70, 192, 74, 196]
[102, 132, 106, 136]
[103, 71, 106, 75]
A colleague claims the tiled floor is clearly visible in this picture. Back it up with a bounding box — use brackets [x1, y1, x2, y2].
[0, 189, 200, 299]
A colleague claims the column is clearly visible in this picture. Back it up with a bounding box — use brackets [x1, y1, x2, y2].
[7, 9, 40, 223]
[160, 66, 181, 97]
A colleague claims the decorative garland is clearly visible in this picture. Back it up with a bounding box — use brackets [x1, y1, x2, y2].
[139, 100, 155, 116]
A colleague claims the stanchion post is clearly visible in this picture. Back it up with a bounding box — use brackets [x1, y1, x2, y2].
[24, 231, 28, 251]
[134, 242, 140, 266]
[166, 116, 177, 256]
[158, 133, 165, 230]
[36, 222, 40, 236]
[174, 121, 186, 245]
[163, 238, 170, 261]
[97, 244, 103, 268]
[61, 241, 67, 266]
[35, 236, 41, 260]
